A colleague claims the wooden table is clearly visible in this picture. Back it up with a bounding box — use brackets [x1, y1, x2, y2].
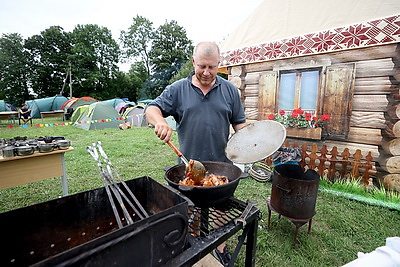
[0, 147, 74, 196]
[40, 110, 65, 123]
[0, 111, 18, 124]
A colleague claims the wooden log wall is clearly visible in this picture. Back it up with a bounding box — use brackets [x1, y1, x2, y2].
[228, 43, 400, 190]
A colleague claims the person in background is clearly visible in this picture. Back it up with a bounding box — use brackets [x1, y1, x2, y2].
[145, 41, 246, 265]
[19, 103, 31, 124]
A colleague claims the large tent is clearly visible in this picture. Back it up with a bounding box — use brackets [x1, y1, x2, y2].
[75, 102, 121, 130]
[25, 96, 68, 119]
[219, 0, 400, 70]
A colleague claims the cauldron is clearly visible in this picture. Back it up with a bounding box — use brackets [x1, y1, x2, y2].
[270, 164, 320, 220]
[165, 161, 242, 208]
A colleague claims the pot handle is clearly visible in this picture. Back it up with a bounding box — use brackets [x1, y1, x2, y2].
[276, 184, 291, 193]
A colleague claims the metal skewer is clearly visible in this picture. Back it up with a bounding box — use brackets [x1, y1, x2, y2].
[87, 146, 125, 228]
[96, 141, 149, 219]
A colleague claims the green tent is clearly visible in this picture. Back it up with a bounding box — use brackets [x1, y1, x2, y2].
[70, 105, 89, 123]
[75, 102, 121, 130]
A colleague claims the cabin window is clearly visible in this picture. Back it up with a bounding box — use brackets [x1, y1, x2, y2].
[278, 69, 319, 113]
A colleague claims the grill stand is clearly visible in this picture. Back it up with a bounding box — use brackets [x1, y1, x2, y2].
[165, 197, 260, 267]
[266, 197, 315, 241]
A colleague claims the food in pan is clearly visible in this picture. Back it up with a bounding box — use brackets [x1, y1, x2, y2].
[179, 173, 229, 187]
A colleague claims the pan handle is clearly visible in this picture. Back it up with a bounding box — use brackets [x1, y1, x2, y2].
[276, 184, 291, 193]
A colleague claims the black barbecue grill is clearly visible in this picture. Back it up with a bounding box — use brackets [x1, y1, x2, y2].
[0, 178, 259, 267]
[166, 198, 260, 267]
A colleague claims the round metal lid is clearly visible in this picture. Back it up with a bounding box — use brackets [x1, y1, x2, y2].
[225, 120, 286, 164]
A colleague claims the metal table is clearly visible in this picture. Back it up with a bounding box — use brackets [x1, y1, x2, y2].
[0, 147, 74, 196]
[165, 198, 260, 267]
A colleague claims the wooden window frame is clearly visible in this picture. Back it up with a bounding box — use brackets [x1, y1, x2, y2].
[276, 67, 323, 115]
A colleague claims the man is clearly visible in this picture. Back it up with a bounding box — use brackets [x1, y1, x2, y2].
[146, 41, 246, 265]
[19, 103, 31, 124]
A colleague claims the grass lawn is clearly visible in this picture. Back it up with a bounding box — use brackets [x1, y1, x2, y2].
[0, 119, 399, 266]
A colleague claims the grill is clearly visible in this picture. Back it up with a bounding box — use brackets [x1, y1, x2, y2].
[0, 177, 189, 267]
[165, 198, 260, 267]
[0, 178, 260, 267]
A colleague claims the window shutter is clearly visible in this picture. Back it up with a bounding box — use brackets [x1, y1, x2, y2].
[323, 64, 355, 139]
[258, 71, 278, 120]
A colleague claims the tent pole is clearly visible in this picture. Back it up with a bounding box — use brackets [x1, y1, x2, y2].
[69, 62, 72, 99]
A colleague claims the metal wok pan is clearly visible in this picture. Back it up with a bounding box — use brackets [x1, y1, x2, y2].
[165, 161, 242, 208]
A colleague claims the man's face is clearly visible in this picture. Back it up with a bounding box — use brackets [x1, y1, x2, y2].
[192, 54, 219, 87]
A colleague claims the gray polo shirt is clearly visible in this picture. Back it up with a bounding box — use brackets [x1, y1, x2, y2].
[149, 72, 246, 163]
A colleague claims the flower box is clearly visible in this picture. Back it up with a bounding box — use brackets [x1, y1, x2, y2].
[285, 127, 322, 140]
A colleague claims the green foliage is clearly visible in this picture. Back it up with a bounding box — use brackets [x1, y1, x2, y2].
[1, 16, 193, 105]
[169, 59, 193, 84]
[126, 61, 149, 101]
[24, 26, 72, 98]
[0, 33, 31, 104]
[120, 15, 154, 75]
[121, 17, 193, 99]
[69, 24, 120, 98]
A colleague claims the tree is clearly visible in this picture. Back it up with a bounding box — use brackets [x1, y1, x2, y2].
[120, 16, 154, 75]
[169, 59, 193, 84]
[127, 61, 148, 101]
[0, 33, 31, 105]
[69, 24, 121, 99]
[24, 26, 72, 98]
[147, 20, 193, 97]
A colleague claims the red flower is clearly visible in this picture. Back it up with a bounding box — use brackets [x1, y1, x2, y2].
[279, 110, 285, 115]
[293, 108, 304, 115]
[7, 125, 13, 129]
[321, 114, 330, 121]
[268, 114, 275, 120]
[291, 113, 299, 118]
[312, 116, 317, 121]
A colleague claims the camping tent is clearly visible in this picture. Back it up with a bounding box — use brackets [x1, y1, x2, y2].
[102, 98, 127, 108]
[75, 102, 121, 130]
[61, 96, 98, 112]
[70, 105, 89, 123]
[137, 99, 153, 105]
[115, 101, 136, 114]
[123, 104, 147, 127]
[25, 96, 68, 119]
[0, 100, 16, 112]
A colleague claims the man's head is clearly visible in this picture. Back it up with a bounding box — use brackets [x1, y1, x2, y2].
[192, 42, 220, 87]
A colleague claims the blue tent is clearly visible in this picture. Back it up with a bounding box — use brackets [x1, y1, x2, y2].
[0, 100, 16, 111]
[101, 98, 127, 108]
[25, 96, 69, 118]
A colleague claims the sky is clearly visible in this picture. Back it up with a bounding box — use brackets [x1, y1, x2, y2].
[0, 0, 263, 70]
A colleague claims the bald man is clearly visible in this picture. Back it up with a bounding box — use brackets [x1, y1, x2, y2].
[146, 41, 246, 163]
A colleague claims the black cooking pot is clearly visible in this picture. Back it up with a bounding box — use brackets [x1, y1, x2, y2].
[165, 161, 242, 208]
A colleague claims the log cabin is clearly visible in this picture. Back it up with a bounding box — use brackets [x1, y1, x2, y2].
[218, 0, 400, 189]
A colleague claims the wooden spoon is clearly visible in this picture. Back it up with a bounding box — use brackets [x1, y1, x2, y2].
[166, 140, 206, 183]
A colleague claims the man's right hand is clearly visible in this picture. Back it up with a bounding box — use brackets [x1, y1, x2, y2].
[154, 121, 173, 142]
